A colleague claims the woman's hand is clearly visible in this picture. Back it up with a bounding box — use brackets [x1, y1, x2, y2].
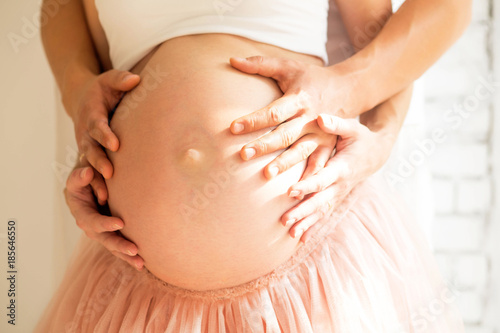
[64, 158, 144, 270]
[64, 70, 140, 179]
[282, 114, 395, 243]
[229, 56, 353, 179]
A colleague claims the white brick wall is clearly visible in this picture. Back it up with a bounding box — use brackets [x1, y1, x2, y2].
[420, 0, 499, 331]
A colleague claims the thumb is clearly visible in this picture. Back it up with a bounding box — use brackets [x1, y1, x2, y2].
[229, 56, 291, 81]
[99, 69, 141, 92]
[317, 114, 359, 137]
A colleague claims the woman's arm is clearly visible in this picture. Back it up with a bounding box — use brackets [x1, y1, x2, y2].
[41, 0, 100, 114]
[41, 0, 140, 178]
[41, 0, 142, 266]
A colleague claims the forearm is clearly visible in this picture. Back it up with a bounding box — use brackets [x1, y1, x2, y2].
[40, 0, 100, 118]
[332, 0, 471, 117]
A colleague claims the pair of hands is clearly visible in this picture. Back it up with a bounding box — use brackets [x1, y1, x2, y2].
[66, 57, 390, 270]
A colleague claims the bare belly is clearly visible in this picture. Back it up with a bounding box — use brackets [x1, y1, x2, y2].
[106, 34, 323, 290]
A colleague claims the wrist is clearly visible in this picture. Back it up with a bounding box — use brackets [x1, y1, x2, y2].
[61, 64, 97, 120]
[326, 59, 375, 118]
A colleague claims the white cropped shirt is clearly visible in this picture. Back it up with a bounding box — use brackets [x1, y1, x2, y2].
[95, 0, 329, 70]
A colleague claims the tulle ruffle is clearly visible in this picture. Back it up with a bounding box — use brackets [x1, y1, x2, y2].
[35, 179, 464, 332]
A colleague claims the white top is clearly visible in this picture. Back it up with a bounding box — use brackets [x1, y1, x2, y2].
[95, 0, 329, 70]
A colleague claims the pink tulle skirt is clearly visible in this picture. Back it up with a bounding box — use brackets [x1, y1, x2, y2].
[35, 180, 464, 332]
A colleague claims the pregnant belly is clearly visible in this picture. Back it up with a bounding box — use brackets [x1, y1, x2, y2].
[106, 35, 321, 290]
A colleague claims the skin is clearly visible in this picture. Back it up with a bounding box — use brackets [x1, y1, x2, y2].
[40, 0, 470, 269]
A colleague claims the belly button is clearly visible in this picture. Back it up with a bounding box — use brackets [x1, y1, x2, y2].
[186, 148, 202, 160]
[181, 148, 203, 166]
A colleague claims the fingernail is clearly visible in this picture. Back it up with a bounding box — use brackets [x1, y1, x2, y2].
[320, 114, 331, 126]
[232, 122, 244, 133]
[80, 167, 87, 179]
[126, 249, 135, 256]
[135, 262, 143, 270]
[292, 228, 304, 238]
[285, 218, 296, 226]
[268, 166, 279, 178]
[112, 223, 122, 230]
[122, 74, 136, 82]
[243, 148, 256, 159]
[289, 190, 301, 197]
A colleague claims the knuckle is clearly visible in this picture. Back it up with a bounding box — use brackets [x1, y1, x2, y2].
[297, 144, 312, 161]
[90, 118, 107, 134]
[269, 106, 282, 123]
[296, 91, 311, 108]
[80, 139, 92, 154]
[312, 199, 323, 214]
[253, 139, 267, 154]
[317, 206, 327, 218]
[314, 181, 326, 192]
[279, 129, 294, 147]
[253, 55, 264, 64]
[246, 115, 258, 130]
[274, 159, 288, 173]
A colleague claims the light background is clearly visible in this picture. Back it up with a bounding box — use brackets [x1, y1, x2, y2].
[0, 0, 499, 332]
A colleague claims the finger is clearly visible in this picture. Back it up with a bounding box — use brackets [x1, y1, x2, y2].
[229, 56, 294, 81]
[111, 251, 145, 271]
[71, 202, 124, 234]
[264, 135, 319, 179]
[88, 116, 120, 152]
[298, 145, 334, 183]
[317, 114, 360, 137]
[299, 221, 323, 243]
[288, 159, 350, 197]
[96, 231, 138, 257]
[80, 137, 114, 179]
[289, 211, 324, 239]
[230, 94, 305, 134]
[66, 166, 94, 193]
[90, 171, 108, 205]
[281, 187, 337, 226]
[99, 69, 141, 93]
[240, 116, 310, 160]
